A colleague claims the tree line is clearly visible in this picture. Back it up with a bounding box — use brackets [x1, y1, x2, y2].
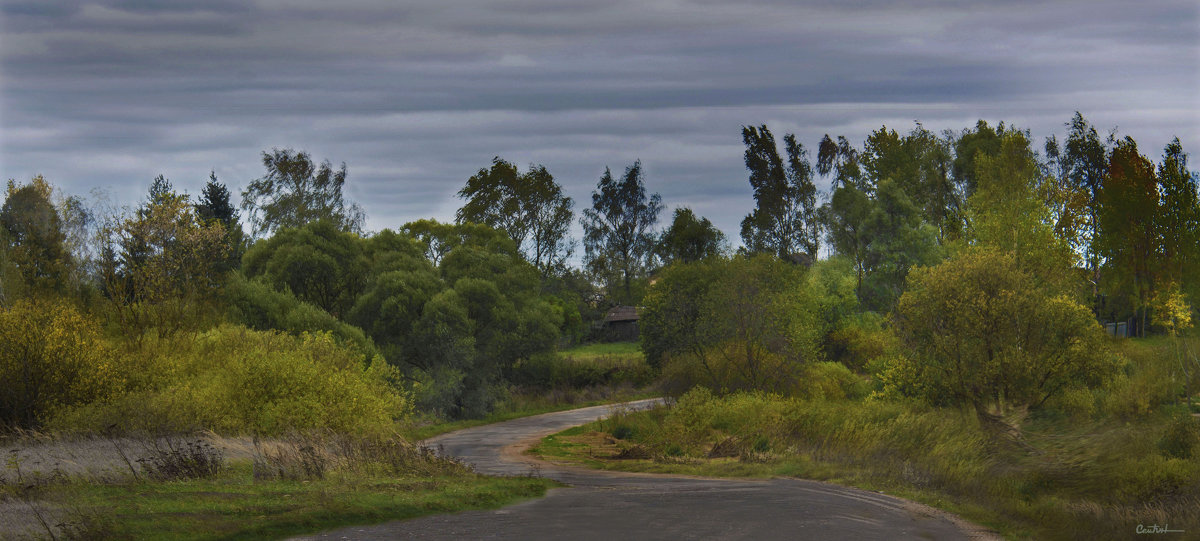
[1, 112, 1197, 429]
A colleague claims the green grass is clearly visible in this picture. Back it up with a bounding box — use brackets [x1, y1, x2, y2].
[558, 341, 643, 360]
[36, 460, 556, 540]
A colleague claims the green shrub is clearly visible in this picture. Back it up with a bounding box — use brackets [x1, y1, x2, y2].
[797, 362, 868, 400]
[1158, 414, 1200, 459]
[224, 273, 379, 362]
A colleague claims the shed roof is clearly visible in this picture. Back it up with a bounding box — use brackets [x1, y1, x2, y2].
[603, 305, 640, 323]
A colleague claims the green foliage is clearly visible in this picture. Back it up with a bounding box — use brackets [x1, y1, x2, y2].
[639, 258, 723, 370]
[241, 220, 368, 318]
[509, 350, 654, 390]
[456, 157, 575, 276]
[823, 177, 940, 312]
[194, 171, 245, 273]
[51, 325, 409, 436]
[580, 161, 663, 305]
[1157, 139, 1200, 309]
[740, 126, 820, 258]
[1098, 137, 1160, 333]
[889, 246, 1118, 430]
[1157, 414, 1200, 459]
[656, 207, 726, 264]
[969, 129, 1076, 291]
[646, 255, 821, 394]
[0, 299, 118, 429]
[241, 148, 366, 237]
[1, 176, 72, 296]
[99, 180, 229, 339]
[224, 272, 379, 361]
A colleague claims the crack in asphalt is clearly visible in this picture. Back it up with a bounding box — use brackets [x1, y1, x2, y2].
[292, 399, 999, 540]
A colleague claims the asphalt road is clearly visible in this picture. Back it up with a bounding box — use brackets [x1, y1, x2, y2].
[293, 399, 997, 540]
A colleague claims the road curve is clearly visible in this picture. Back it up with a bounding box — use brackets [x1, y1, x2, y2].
[293, 399, 997, 540]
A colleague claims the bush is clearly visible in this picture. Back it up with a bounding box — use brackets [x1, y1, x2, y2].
[50, 325, 410, 436]
[0, 299, 120, 430]
[138, 436, 225, 481]
[1158, 415, 1200, 459]
[797, 362, 868, 400]
[224, 273, 380, 362]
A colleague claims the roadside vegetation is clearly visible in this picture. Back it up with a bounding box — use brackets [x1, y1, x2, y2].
[2, 113, 1197, 539]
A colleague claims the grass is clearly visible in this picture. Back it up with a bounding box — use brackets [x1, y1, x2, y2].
[557, 341, 643, 360]
[1, 432, 558, 540]
[33, 461, 554, 540]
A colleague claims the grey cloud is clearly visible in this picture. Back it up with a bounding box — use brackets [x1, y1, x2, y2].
[1, 0, 1197, 246]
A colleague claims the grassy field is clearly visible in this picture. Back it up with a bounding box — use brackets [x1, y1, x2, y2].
[557, 342, 644, 360]
[530, 337, 1200, 541]
[1, 432, 556, 540]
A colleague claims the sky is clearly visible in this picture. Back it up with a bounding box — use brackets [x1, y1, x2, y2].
[1, 0, 1197, 247]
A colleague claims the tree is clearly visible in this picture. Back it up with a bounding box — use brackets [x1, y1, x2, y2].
[822, 184, 874, 298]
[969, 130, 1076, 290]
[889, 247, 1117, 440]
[816, 134, 862, 190]
[952, 120, 1004, 197]
[642, 255, 820, 394]
[241, 148, 365, 237]
[1, 176, 71, 297]
[860, 178, 940, 312]
[195, 171, 245, 272]
[580, 161, 663, 305]
[656, 207, 726, 264]
[456, 158, 575, 276]
[1062, 112, 1110, 297]
[241, 220, 368, 319]
[1098, 137, 1160, 336]
[99, 179, 228, 338]
[1157, 138, 1199, 303]
[740, 126, 820, 259]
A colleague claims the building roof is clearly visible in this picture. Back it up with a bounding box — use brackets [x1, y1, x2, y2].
[603, 305, 640, 323]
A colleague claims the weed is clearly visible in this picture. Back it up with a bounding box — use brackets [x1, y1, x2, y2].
[137, 435, 224, 481]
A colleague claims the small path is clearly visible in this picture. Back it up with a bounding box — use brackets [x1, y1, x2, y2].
[293, 399, 998, 540]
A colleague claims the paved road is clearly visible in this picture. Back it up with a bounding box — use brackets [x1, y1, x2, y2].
[293, 399, 997, 540]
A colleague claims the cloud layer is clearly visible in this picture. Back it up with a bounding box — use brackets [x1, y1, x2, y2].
[2, 0, 1197, 242]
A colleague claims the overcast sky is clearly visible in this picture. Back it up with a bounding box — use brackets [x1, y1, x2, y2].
[2, 0, 1197, 246]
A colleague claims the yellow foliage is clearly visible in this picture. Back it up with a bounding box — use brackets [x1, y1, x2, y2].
[1151, 282, 1193, 336]
[0, 299, 119, 429]
[50, 325, 410, 436]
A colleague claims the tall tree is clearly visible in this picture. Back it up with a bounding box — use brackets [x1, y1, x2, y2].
[657, 207, 726, 264]
[580, 161, 663, 305]
[1156, 138, 1199, 298]
[1062, 112, 1110, 297]
[241, 149, 365, 237]
[740, 125, 820, 259]
[1098, 137, 1160, 336]
[456, 158, 575, 277]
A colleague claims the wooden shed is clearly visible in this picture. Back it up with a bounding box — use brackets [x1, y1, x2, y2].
[601, 305, 640, 342]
